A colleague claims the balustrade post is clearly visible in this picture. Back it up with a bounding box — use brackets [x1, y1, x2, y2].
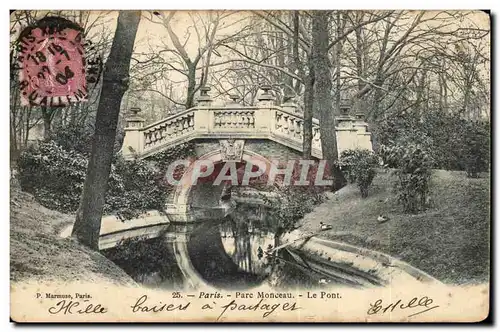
[256, 85, 275, 108]
[194, 108, 210, 133]
[335, 100, 358, 154]
[122, 107, 145, 159]
[353, 111, 373, 151]
[196, 86, 213, 107]
[354, 112, 368, 133]
[254, 85, 275, 133]
[281, 94, 300, 114]
[228, 94, 241, 106]
[254, 109, 274, 133]
[194, 86, 212, 133]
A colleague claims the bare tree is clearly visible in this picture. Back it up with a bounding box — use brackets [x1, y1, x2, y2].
[138, 11, 251, 109]
[72, 11, 141, 249]
[222, 11, 391, 160]
[311, 11, 346, 189]
[339, 11, 489, 121]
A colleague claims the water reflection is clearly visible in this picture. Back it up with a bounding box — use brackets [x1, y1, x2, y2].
[220, 205, 276, 276]
[101, 235, 185, 289]
[103, 195, 318, 290]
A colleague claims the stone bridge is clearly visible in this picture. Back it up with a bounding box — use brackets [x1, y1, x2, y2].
[68, 89, 440, 289]
[74, 91, 439, 289]
[120, 86, 372, 223]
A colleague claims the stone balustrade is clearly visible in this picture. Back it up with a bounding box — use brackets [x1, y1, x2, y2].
[121, 90, 372, 160]
[213, 109, 255, 129]
[143, 110, 195, 151]
[273, 109, 322, 152]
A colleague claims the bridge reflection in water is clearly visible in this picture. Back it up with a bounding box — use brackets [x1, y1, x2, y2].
[219, 219, 275, 275]
[102, 200, 319, 290]
[102, 195, 440, 290]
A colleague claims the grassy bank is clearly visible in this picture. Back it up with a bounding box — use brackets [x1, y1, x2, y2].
[300, 170, 490, 284]
[10, 184, 135, 285]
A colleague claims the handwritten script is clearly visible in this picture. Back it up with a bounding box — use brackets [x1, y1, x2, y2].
[48, 300, 107, 315]
[367, 296, 439, 318]
[129, 294, 300, 320]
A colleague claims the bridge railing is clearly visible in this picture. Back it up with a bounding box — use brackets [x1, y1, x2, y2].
[274, 107, 322, 153]
[121, 88, 371, 160]
[142, 109, 196, 152]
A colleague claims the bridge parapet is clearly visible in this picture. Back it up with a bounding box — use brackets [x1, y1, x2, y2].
[122, 90, 372, 160]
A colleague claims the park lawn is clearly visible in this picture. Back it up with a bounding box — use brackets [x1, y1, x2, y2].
[10, 184, 135, 285]
[300, 169, 490, 285]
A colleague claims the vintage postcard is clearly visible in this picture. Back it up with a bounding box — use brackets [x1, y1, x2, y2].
[9, 9, 491, 323]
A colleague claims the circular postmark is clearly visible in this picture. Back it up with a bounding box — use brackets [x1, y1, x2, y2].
[17, 16, 87, 107]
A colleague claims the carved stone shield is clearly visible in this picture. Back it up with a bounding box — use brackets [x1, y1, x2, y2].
[219, 139, 245, 162]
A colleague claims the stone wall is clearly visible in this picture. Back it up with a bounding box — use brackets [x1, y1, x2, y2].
[193, 139, 303, 162]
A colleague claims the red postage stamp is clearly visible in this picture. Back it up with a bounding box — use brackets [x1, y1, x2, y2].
[17, 17, 87, 107]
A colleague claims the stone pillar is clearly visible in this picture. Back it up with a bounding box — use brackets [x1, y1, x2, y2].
[194, 87, 212, 133]
[122, 107, 145, 159]
[354, 112, 368, 133]
[255, 85, 275, 132]
[335, 100, 357, 155]
[339, 98, 352, 115]
[281, 94, 300, 114]
[196, 86, 213, 107]
[256, 85, 275, 107]
[227, 94, 241, 107]
[353, 112, 373, 151]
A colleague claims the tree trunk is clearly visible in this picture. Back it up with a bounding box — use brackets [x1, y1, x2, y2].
[291, 11, 304, 94]
[371, 76, 385, 121]
[302, 59, 314, 159]
[24, 107, 32, 146]
[185, 64, 196, 109]
[72, 11, 141, 249]
[354, 14, 366, 114]
[463, 79, 472, 119]
[10, 116, 18, 163]
[312, 11, 345, 190]
[291, 12, 313, 159]
[334, 12, 342, 113]
[438, 71, 444, 113]
[416, 71, 426, 114]
[41, 106, 53, 141]
[10, 85, 20, 161]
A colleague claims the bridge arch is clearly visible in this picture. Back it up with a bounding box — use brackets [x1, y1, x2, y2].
[122, 90, 373, 222]
[166, 148, 277, 222]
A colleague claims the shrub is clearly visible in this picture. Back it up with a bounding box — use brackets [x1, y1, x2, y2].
[380, 138, 434, 213]
[338, 149, 379, 198]
[106, 156, 169, 219]
[51, 123, 124, 157]
[459, 120, 490, 178]
[262, 186, 326, 245]
[50, 124, 94, 157]
[18, 139, 195, 218]
[18, 141, 88, 213]
[375, 108, 490, 173]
